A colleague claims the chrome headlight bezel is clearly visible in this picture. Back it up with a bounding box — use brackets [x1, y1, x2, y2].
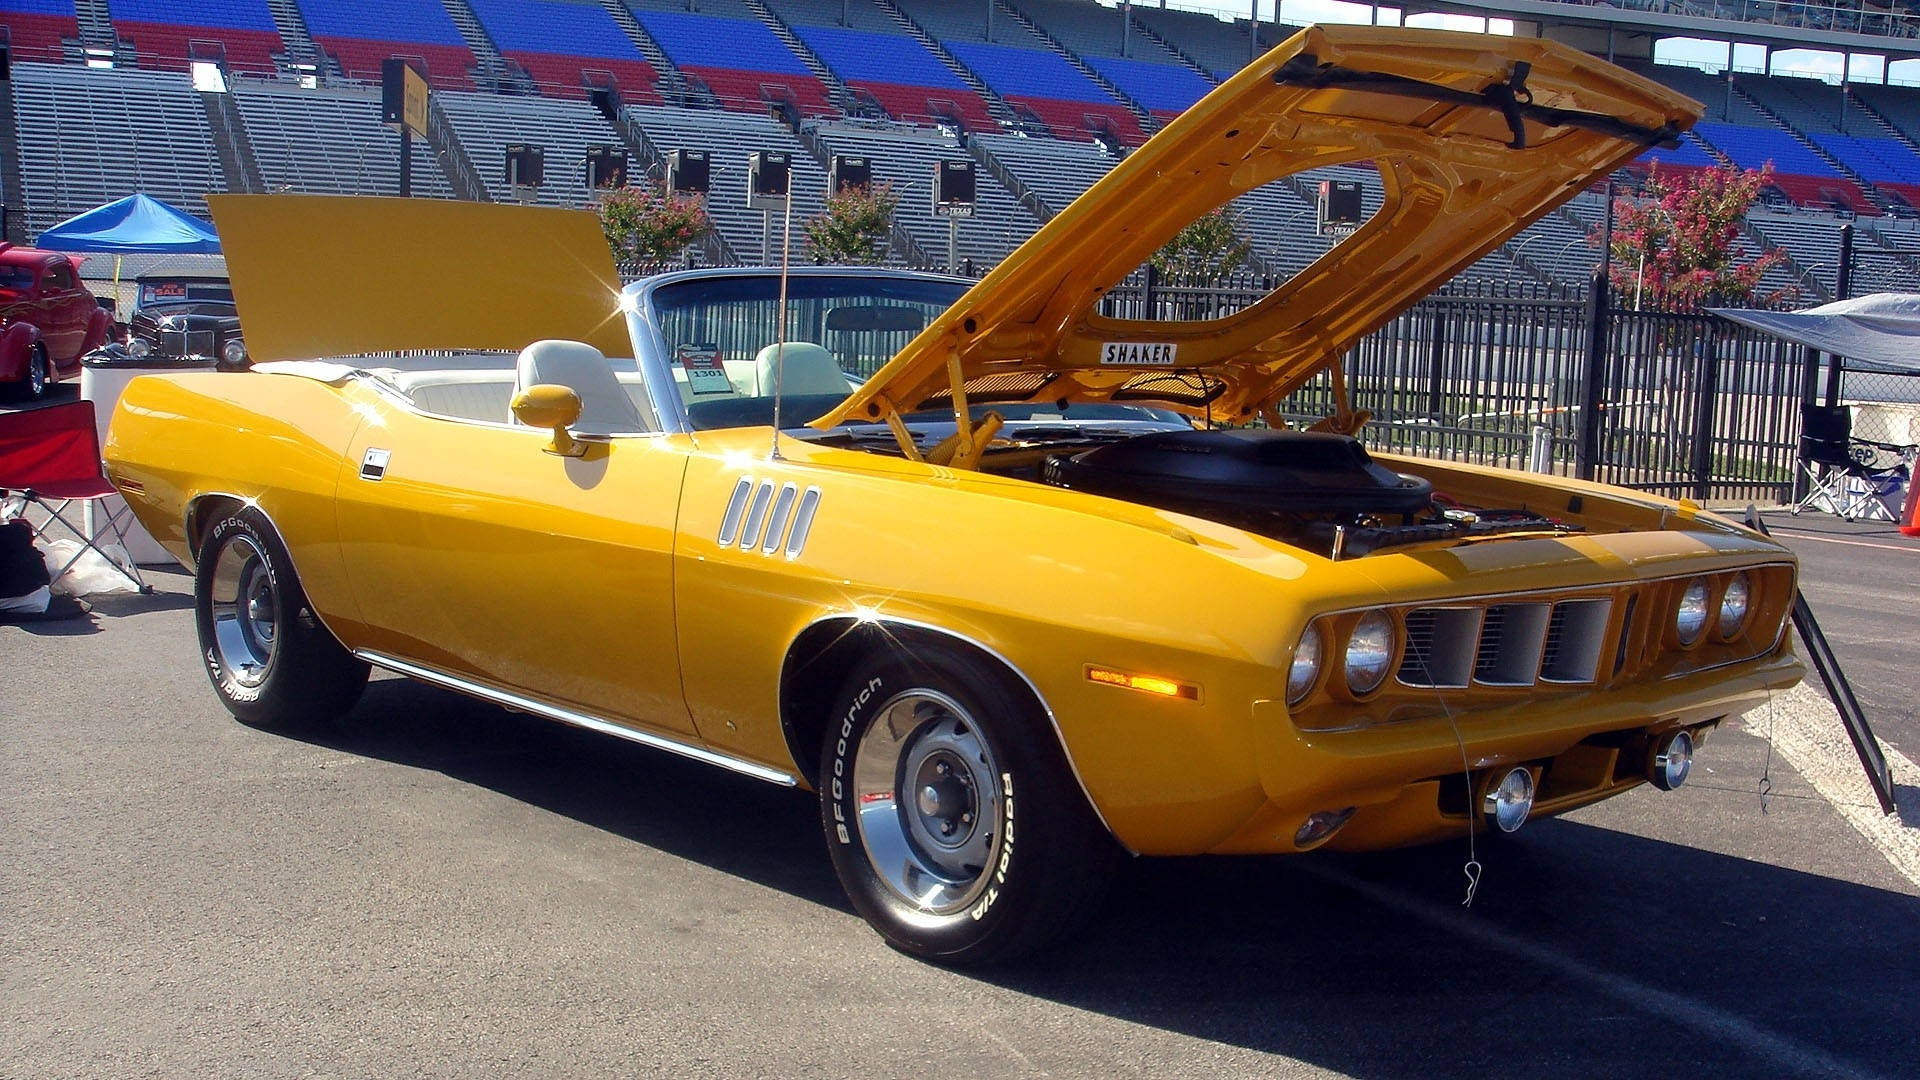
[221, 338, 248, 366]
[128, 336, 152, 358]
[1343, 610, 1395, 696]
[1675, 578, 1710, 647]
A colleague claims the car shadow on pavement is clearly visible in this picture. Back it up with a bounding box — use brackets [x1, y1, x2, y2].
[307, 676, 847, 910]
[979, 826, 1920, 1077]
[299, 677, 1919, 1078]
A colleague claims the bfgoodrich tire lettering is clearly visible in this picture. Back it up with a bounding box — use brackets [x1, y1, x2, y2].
[193, 508, 368, 729]
[820, 644, 1117, 965]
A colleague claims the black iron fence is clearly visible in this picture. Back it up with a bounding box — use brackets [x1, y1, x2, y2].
[1101, 269, 1919, 505]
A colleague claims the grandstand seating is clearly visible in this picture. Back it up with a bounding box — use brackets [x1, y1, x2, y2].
[235, 81, 454, 198]
[625, 103, 826, 261]
[464, 0, 657, 100]
[811, 123, 1037, 268]
[0, 0, 79, 64]
[892, 0, 1142, 143]
[1694, 120, 1876, 213]
[626, 0, 830, 116]
[1128, 4, 1257, 82]
[971, 131, 1118, 216]
[8, 63, 226, 236]
[107, 0, 284, 75]
[771, 0, 992, 130]
[1013, 0, 1213, 122]
[438, 91, 621, 205]
[295, 0, 475, 88]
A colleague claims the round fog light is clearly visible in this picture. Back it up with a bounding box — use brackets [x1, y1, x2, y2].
[1482, 767, 1535, 834]
[1294, 807, 1356, 848]
[1651, 730, 1694, 791]
[221, 338, 249, 367]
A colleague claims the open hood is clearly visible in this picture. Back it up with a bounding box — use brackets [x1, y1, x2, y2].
[205, 195, 630, 362]
[815, 24, 1701, 431]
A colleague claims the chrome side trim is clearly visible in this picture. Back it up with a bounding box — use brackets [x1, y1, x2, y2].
[357, 650, 800, 787]
[778, 612, 1129, 853]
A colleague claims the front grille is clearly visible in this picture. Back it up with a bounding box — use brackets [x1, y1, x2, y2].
[158, 329, 216, 357]
[1398, 607, 1480, 688]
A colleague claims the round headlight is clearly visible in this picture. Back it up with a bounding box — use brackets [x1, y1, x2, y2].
[128, 337, 152, 358]
[1675, 578, 1709, 646]
[1343, 610, 1395, 696]
[1718, 573, 1751, 638]
[221, 338, 248, 365]
[1287, 624, 1323, 705]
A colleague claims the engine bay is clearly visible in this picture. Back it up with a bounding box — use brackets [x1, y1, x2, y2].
[1006, 427, 1575, 557]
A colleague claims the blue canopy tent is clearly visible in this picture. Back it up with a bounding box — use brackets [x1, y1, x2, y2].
[35, 194, 221, 254]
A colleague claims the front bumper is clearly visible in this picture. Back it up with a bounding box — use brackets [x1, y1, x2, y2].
[1206, 647, 1803, 854]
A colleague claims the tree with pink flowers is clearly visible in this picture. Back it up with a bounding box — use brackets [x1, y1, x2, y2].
[1598, 163, 1791, 312]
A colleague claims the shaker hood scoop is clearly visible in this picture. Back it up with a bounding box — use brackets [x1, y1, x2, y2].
[814, 24, 1701, 429]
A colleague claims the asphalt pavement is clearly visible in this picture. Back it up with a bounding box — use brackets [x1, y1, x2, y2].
[5, 555, 1918, 1078]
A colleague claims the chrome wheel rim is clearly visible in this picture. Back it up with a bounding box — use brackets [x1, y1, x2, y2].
[27, 353, 46, 397]
[852, 689, 1004, 917]
[209, 535, 278, 687]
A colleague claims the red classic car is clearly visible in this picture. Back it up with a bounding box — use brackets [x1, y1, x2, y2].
[1, 244, 113, 400]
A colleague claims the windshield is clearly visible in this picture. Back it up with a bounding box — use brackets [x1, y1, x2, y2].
[649, 274, 964, 429]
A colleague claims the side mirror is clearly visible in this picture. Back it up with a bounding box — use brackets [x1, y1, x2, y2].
[511, 383, 585, 457]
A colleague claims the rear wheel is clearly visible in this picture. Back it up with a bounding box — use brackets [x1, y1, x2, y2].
[820, 645, 1118, 965]
[193, 508, 368, 729]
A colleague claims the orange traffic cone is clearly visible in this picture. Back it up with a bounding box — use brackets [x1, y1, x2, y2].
[1902, 470, 1920, 538]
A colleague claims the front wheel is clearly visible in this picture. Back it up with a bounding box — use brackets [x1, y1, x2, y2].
[22, 347, 49, 400]
[193, 508, 368, 729]
[820, 645, 1118, 965]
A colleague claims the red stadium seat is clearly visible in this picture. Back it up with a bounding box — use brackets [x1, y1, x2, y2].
[317, 37, 474, 89]
[117, 22, 282, 75]
[506, 51, 659, 102]
[0, 12, 77, 63]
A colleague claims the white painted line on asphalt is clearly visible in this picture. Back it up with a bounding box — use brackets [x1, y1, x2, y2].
[1764, 530, 1920, 557]
[1303, 860, 1893, 1080]
[1735, 682, 1920, 892]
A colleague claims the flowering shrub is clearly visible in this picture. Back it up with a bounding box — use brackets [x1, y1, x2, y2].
[1150, 207, 1251, 285]
[804, 182, 898, 265]
[1597, 163, 1790, 312]
[596, 182, 712, 268]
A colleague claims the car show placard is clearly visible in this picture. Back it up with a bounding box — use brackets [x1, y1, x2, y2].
[676, 344, 731, 396]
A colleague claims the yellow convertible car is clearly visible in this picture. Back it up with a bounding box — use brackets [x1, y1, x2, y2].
[105, 26, 1802, 963]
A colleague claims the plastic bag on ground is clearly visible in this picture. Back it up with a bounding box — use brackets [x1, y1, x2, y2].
[39, 538, 140, 596]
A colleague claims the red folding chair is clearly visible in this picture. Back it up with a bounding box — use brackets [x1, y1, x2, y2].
[0, 400, 150, 593]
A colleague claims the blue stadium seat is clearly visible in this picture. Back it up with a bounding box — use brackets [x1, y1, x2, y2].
[465, 0, 658, 99]
[107, 0, 283, 74]
[296, 0, 474, 88]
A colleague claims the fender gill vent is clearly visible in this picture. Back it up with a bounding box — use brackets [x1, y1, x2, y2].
[738, 480, 776, 550]
[761, 483, 799, 554]
[717, 477, 754, 546]
[785, 487, 822, 559]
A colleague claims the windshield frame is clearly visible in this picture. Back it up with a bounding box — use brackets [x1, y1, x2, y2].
[623, 266, 974, 436]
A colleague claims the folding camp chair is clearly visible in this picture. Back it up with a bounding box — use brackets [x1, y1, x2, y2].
[0, 400, 149, 592]
[1791, 403, 1908, 523]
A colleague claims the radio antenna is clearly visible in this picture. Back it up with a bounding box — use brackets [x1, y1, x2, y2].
[769, 190, 795, 461]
